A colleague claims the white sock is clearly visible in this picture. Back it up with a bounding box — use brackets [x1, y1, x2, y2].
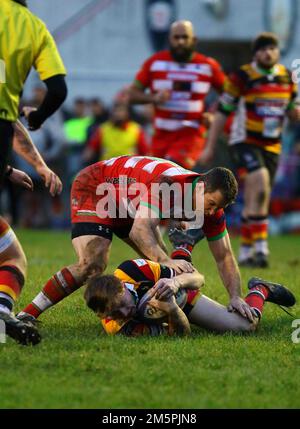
[255, 240, 269, 255]
[238, 245, 253, 262]
[0, 304, 11, 315]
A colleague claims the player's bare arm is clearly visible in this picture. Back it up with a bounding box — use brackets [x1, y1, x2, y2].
[128, 83, 170, 106]
[12, 119, 62, 196]
[129, 216, 193, 274]
[208, 234, 255, 322]
[153, 225, 169, 254]
[129, 216, 187, 270]
[153, 270, 205, 301]
[147, 289, 191, 336]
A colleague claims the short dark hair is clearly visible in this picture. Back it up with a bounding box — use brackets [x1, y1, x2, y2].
[252, 32, 279, 53]
[84, 274, 123, 314]
[201, 167, 238, 206]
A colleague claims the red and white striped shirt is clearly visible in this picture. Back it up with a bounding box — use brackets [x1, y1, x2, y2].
[134, 50, 225, 132]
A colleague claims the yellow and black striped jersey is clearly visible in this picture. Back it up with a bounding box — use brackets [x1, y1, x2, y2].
[0, 0, 66, 121]
[101, 259, 175, 335]
[218, 62, 298, 154]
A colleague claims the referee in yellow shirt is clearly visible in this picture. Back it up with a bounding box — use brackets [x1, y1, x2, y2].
[0, 0, 67, 345]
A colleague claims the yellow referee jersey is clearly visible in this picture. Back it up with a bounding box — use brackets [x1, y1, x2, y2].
[0, 0, 66, 121]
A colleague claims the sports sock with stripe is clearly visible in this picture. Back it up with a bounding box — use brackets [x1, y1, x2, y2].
[248, 215, 269, 256]
[0, 265, 25, 313]
[171, 244, 193, 262]
[239, 216, 253, 261]
[20, 267, 78, 318]
[245, 284, 269, 319]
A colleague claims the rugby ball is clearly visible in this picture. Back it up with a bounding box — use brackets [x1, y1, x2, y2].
[137, 288, 187, 323]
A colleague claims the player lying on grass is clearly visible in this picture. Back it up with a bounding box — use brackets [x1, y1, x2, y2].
[83, 252, 296, 337]
[18, 156, 257, 329]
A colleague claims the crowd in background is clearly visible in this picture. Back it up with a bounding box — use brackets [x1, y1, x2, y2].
[1, 84, 300, 234]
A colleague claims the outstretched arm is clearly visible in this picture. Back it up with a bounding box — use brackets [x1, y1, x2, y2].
[129, 214, 169, 263]
[130, 213, 193, 274]
[13, 119, 46, 169]
[153, 270, 205, 301]
[208, 234, 254, 322]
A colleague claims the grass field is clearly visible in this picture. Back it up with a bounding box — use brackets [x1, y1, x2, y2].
[1, 229, 300, 409]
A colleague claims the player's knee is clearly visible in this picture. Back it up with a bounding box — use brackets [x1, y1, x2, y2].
[79, 258, 106, 280]
[2, 245, 27, 278]
[256, 188, 269, 206]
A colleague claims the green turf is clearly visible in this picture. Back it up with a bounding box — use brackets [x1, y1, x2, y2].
[0, 230, 300, 408]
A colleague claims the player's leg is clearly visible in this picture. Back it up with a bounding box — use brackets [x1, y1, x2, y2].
[244, 165, 271, 267]
[19, 233, 111, 319]
[0, 217, 40, 344]
[230, 144, 268, 266]
[188, 294, 258, 333]
[154, 225, 168, 254]
[250, 151, 279, 267]
[188, 275, 295, 333]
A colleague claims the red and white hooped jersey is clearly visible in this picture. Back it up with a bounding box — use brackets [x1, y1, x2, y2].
[134, 50, 225, 132]
[92, 155, 227, 239]
[98, 155, 199, 219]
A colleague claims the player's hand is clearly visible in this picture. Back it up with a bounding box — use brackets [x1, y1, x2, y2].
[164, 259, 194, 274]
[22, 106, 44, 131]
[227, 296, 257, 323]
[147, 288, 178, 315]
[153, 90, 170, 106]
[153, 278, 180, 300]
[8, 168, 33, 191]
[21, 106, 40, 130]
[36, 165, 63, 196]
[198, 146, 214, 165]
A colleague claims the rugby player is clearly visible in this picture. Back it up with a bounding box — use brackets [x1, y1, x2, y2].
[128, 20, 225, 170]
[0, 0, 67, 344]
[19, 155, 256, 324]
[200, 32, 300, 267]
[83, 256, 296, 337]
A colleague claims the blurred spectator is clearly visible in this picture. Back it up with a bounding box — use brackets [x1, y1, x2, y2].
[64, 98, 93, 181]
[86, 98, 109, 141]
[83, 102, 149, 164]
[135, 104, 155, 141]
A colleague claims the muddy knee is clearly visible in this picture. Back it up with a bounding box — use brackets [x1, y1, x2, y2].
[256, 188, 269, 206]
[79, 258, 107, 281]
